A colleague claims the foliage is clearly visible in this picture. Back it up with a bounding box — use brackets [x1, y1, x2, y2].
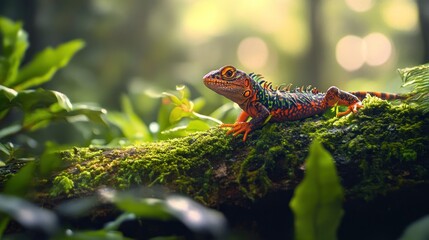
[106, 95, 153, 144]
[290, 140, 344, 240]
[0, 187, 227, 239]
[0, 13, 427, 239]
[159, 85, 222, 137]
[107, 85, 235, 144]
[0, 17, 106, 165]
[399, 215, 429, 240]
[399, 63, 429, 113]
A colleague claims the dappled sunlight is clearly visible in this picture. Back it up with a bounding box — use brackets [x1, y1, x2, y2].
[364, 33, 392, 66]
[336, 33, 393, 71]
[345, 0, 374, 12]
[336, 35, 365, 71]
[180, 1, 228, 43]
[382, 0, 418, 31]
[273, 16, 309, 56]
[237, 37, 269, 70]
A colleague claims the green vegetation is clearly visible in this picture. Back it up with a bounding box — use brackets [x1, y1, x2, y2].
[0, 17, 106, 165]
[290, 140, 344, 240]
[0, 15, 428, 240]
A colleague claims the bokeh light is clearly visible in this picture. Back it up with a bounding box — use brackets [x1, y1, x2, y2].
[382, 0, 418, 31]
[180, 1, 228, 43]
[237, 37, 269, 70]
[345, 0, 374, 12]
[363, 33, 392, 66]
[336, 35, 365, 71]
[336, 33, 393, 71]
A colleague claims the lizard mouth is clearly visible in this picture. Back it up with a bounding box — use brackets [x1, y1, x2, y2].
[203, 78, 243, 94]
[203, 78, 230, 87]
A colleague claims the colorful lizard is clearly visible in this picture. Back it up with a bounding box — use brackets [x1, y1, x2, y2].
[203, 65, 407, 141]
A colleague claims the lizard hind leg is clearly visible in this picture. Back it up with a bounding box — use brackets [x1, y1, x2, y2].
[324, 86, 363, 117]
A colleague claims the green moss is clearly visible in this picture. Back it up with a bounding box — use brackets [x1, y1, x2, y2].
[50, 176, 74, 196]
[48, 95, 428, 204]
[305, 95, 429, 200]
[50, 128, 234, 202]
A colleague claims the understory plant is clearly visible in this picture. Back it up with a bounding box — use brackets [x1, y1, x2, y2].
[0, 17, 106, 164]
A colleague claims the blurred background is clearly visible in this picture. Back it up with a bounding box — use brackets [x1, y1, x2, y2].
[0, 0, 427, 143]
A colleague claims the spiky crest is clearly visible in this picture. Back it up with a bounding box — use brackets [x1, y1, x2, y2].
[249, 72, 319, 94]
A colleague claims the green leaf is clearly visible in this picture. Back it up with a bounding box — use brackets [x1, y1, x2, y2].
[193, 96, 206, 111]
[209, 102, 239, 122]
[399, 215, 429, 240]
[169, 106, 191, 123]
[0, 194, 59, 235]
[103, 213, 136, 231]
[39, 143, 64, 177]
[0, 124, 21, 139]
[3, 162, 36, 197]
[65, 105, 107, 125]
[22, 108, 54, 131]
[162, 91, 182, 106]
[122, 95, 151, 140]
[0, 215, 9, 238]
[176, 84, 190, 99]
[398, 63, 429, 113]
[164, 195, 227, 236]
[290, 140, 344, 240]
[0, 84, 18, 118]
[13, 39, 84, 90]
[115, 197, 172, 220]
[0, 17, 29, 85]
[161, 119, 211, 138]
[65, 230, 128, 240]
[12, 89, 72, 112]
[107, 95, 152, 142]
[0, 85, 17, 103]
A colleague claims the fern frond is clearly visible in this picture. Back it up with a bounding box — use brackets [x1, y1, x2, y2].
[398, 63, 429, 113]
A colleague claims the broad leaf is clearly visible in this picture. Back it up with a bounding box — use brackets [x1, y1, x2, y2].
[290, 140, 344, 240]
[161, 119, 210, 138]
[165, 195, 227, 237]
[12, 89, 72, 112]
[65, 105, 107, 125]
[169, 106, 191, 123]
[0, 215, 9, 237]
[65, 230, 128, 240]
[0, 194, 58, 235]
[0, 17, 29, 85]
[39, 143, 65, 177]
[115, 197, 172, 220]
[107, 95, 152, 142]
[399, 215, 429, 240]
[3, 162, 36, 197]
[0, 124, 22, 140]
[13, 39, 84, 90]
[0, 85, 17, 113]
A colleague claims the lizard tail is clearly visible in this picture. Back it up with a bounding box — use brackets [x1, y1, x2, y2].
[349, 91, 411, 101]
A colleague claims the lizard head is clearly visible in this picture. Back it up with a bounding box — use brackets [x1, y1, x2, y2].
[203, 65, 254, 105]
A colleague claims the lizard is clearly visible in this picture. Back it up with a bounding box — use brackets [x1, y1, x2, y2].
[203, 65, 407, 141]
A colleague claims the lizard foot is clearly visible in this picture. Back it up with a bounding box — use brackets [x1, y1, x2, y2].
[220, 122, 252, 142]
[336, 102, 363, 117]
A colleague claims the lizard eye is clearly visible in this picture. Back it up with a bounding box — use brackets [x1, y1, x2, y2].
[221, 66, 236, 80]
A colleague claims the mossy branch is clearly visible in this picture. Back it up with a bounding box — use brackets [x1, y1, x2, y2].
[32, 96, 429, 207]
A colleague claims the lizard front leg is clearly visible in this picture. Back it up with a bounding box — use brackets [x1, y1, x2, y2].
[221, 102, 270, 141]
[324, 86, 363, 117]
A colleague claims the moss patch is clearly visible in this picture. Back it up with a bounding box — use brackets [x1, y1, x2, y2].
[49, 96, 428, 205]
[50, 128, 235, 202]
